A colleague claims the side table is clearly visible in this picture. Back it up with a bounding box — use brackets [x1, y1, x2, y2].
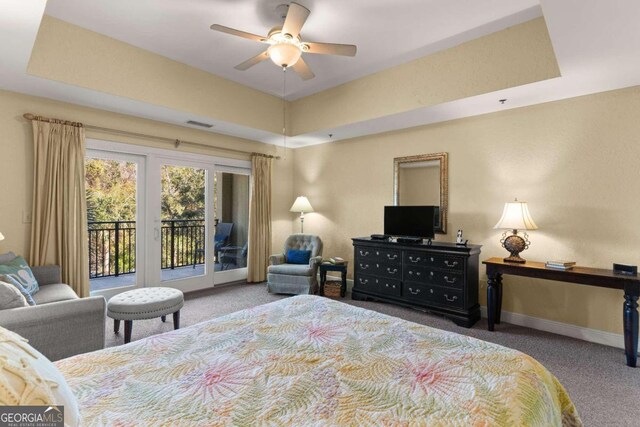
[319, 262, 348, 297]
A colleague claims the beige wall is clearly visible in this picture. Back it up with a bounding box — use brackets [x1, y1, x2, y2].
[292, 85, 640, 334]
[0, 89, 292, 259]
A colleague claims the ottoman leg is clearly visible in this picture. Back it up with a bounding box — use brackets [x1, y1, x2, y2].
[124, 320, 133, 344]
[173, 310, 180, 330]
[114, 319, 120, 334]
[161, 315, 166, 322]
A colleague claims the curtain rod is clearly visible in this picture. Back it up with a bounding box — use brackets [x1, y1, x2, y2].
[22, 113, 281, 160]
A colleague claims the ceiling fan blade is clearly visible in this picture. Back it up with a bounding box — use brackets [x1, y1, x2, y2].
[292, 57, 315, 80]
[304, 42, 357, 57]
[282, 2, 310, 39]
[210, 24, 267, 43]
[235, 51, 270, 71]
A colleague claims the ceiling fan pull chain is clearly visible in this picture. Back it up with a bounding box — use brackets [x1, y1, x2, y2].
[283, 67, 287, 157]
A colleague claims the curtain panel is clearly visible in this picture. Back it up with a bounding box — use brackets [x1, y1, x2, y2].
[29, 120, 89, 297]
[247, 154, 272, 283]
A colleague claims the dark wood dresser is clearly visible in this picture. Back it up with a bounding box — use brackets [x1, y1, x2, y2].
[352, 237, 482, 327]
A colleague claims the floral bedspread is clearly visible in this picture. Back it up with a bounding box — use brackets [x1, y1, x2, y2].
[57, 295, 581, 426]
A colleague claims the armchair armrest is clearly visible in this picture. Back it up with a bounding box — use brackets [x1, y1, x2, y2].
[269, 254, 286, 266]
[0, 296, 106, 361]
[309, 256, 323, 268]
[31, 265, 61, 286]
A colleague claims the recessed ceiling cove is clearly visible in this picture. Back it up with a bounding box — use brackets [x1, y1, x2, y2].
[44, 0, 541, 100]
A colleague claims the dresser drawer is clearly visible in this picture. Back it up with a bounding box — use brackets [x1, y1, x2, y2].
[354, 274, 401, 297]
[354, 274, 378, 293]
[376, 277, 402, 297]
[404, 266, 464, 289]
[404, 252, 464, 272]
[355, 260, 402, 279]
[355, 247, 401, 265]
[402, 282, 464, 309]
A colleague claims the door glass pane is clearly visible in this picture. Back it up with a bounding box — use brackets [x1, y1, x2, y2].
[214, 172, 250, 272]
[86, 158, 137, 291]
[161, 165, 206, 282]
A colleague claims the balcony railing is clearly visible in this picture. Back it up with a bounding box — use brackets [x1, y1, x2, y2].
[88, 219, 205, 279]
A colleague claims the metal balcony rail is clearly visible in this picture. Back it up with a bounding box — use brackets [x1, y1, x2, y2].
[88, 219, 205, 279]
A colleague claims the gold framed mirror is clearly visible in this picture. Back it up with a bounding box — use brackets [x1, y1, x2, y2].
[393, 152, 448, 234]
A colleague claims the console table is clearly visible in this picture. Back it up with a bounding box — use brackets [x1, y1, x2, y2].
[483, 257, 640, 367]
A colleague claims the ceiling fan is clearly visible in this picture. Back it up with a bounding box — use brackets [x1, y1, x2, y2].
[210, 2, 357, 80]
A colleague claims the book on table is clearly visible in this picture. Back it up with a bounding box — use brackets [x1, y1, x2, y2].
[545, 260, 576, 270]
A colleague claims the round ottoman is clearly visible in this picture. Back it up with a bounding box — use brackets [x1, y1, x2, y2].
[107, 287, 184, 343]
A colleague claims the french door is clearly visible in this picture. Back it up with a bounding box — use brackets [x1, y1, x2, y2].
[85, 150, 146, 299]
[87, 140, 251, 296]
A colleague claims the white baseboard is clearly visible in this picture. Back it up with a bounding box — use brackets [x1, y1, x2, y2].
[479, 306, 625, 350]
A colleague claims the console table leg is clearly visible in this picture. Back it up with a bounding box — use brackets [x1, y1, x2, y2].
[623, 294, 639, 367]
[495, 273, 503, 325]
[487, 274, 497, 331]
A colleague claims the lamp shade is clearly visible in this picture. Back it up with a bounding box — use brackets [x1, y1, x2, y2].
[268, 43, 302, 68]
[290, 196, 314, 213]
[0, 232, 4, 241]
[494, 200, 538, 230]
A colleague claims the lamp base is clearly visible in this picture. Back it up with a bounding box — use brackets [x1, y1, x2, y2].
[503, 254, 527, 264]
[500, 231, 529, 264]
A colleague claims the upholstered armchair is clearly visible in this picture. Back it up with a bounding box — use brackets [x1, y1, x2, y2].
[267, 234, 323, 295]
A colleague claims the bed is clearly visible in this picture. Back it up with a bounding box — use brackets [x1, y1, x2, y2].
[56, 295, 581, 426]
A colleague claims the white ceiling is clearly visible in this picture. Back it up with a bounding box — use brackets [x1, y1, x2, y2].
[44, 0, 541, 100]
[2, 1, 640, 148]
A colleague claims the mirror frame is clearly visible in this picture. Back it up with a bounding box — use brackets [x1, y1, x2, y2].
[393, 152, 448, 234]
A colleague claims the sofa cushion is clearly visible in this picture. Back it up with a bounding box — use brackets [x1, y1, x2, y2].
[0, 275, 36, 306]
[0, 281, 28, 309]
[0, 252, 16, 264]
[267, 263, 314, 276]
[0, 326, 81, 426]
[0, 255, 39, 295]
[32, 284, 79, 305]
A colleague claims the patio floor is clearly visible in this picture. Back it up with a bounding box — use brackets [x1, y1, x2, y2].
[90, 263, 241, 291]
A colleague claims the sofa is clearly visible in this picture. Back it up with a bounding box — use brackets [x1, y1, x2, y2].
[267, 234, 323, 295]
[0, 253, 106, 361]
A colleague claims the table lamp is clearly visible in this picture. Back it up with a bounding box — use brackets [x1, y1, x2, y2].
[0, 232, 4, 242]
[290, 196, 314, 232]
[493, 199, 538, 263]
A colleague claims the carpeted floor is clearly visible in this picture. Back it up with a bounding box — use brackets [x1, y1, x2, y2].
[104, 283, 640, 426]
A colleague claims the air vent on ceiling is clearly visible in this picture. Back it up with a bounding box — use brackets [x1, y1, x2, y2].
[186, 120, 214, 128]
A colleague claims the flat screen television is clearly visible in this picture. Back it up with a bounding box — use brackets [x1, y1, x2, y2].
[384, 206, 435, 239]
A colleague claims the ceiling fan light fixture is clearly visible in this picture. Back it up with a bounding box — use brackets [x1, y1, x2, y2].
[268, 42, 302, 68]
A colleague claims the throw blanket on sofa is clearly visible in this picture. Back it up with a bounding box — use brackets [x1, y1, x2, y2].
[57, 295, 581, 426]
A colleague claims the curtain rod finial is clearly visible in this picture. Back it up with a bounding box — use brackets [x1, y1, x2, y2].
[23, 113, 35, 120]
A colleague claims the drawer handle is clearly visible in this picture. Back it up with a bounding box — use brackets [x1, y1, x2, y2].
[408, 287, 421, 295]
[430, 257, 435, 262]
[408, 270, 421, 276]
[430, 288, 434, 294]
[387, 267, 398, 274]
[443, 276, 457, 284]
[360, 264, 370, 270]
[359, 279, 369, 285]
[409, 256, 421, 263]
[384, 283, 396, 289]
[376, 251, 380, 256]
[444, 260, 459, 268]
[444, 294, 458, 302]
[359, 250, 369, 256]
[387, 254, 398, 260]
